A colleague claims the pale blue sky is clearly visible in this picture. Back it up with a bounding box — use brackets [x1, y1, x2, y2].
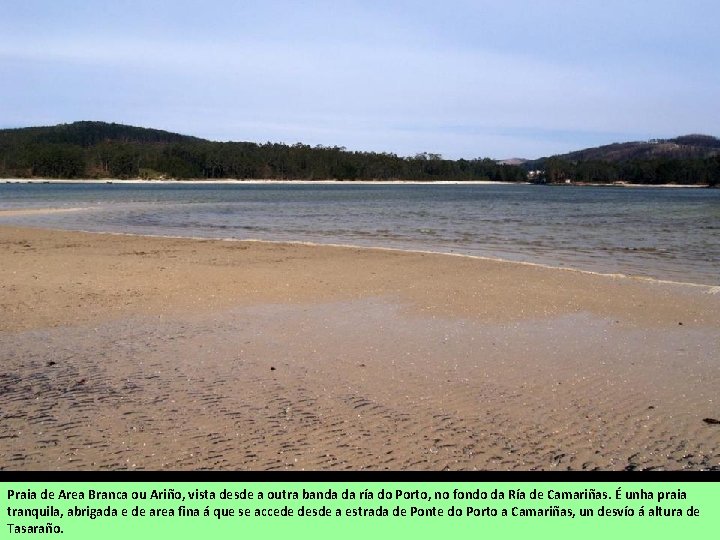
[1, 1, 718, 158]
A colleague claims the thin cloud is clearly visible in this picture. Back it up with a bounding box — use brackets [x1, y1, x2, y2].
[1, 1, 718, 158]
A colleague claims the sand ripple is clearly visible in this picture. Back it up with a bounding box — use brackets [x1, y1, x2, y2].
[2, 302, 718, 471]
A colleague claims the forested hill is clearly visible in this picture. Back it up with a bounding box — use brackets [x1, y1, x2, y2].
[0, 121, 525, 182]
[0, 121, 203, 147]
[526, 135, 720, 186]
[3, 122, 718, 184]
[551, 135, 720, 162]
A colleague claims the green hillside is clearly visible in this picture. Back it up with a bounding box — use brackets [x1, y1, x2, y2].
[0, 121, 525, 182]
[525, 135, 720, 185]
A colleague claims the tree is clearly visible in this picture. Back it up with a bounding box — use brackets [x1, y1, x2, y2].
[31, 145, 85, 178]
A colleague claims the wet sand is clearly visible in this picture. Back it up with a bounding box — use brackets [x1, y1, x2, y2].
[1, 226, 718, 470]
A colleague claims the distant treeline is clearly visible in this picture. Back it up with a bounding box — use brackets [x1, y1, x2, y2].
[1, 122, 718, 185]
[538, 156, 720, 186]
[0, 122, 525, 182]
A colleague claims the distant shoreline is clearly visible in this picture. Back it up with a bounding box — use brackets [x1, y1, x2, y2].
[3, 178, 522, 186]
[0, 178, 711, 188]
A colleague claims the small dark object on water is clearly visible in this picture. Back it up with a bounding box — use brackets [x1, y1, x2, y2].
[47, 361, 56, 366]
[703, 418, 720, 425]
[359, 363, 366, 367]
[270, 366, 276, 371]
[76, 378, 86, 385]
[648, 405, 655, 410]
[678, 322, 683, 325]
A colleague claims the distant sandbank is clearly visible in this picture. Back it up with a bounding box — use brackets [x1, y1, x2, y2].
[0, 207, 88, 217]
[2, 178, 523, 186]
[2, 178, 710, 187]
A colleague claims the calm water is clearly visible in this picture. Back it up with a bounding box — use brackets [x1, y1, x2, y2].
[1, 182, 719, 285]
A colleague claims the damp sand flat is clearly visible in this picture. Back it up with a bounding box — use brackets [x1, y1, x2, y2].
[1, 226, 719, 470]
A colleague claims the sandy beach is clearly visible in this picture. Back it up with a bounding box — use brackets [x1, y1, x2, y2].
[1, 226, 719, 470]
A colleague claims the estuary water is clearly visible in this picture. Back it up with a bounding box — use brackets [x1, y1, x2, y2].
[1, 182, 718, 285]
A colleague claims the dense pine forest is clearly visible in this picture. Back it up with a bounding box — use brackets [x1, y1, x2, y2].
[0, 121, 525, 182]
[0, 121, 718, 185]
[528, 134, 720, 186]
[533, 156, 719, 186]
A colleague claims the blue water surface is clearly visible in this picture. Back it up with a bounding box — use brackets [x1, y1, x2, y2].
[1, 182, 718, 284]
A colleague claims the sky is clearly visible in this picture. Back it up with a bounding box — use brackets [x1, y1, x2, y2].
[1, 1, 718, 159]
